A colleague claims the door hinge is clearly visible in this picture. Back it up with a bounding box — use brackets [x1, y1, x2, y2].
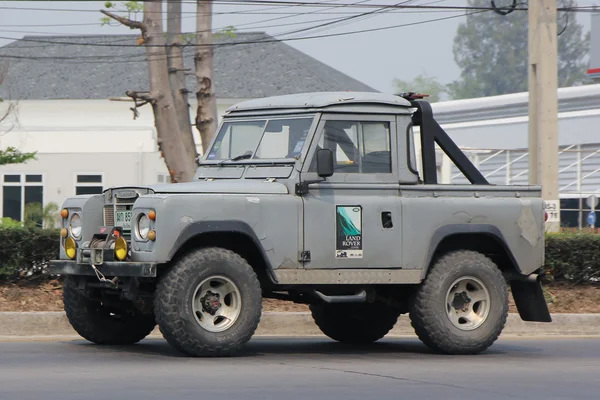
[299, 251, 311, 262]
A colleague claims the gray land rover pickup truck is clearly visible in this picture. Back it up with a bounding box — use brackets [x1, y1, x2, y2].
[50, 91, 551, 357]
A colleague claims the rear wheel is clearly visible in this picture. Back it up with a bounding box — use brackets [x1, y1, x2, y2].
[409, 250, 508, 354]
[62, 276, 156, 345]
[154, 247, 262, 357]
[310, 302, 401, 344]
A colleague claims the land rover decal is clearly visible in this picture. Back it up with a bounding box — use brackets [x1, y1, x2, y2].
[335, 205, 363, 259]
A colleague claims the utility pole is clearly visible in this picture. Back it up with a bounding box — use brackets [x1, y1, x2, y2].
[528, 0, 560, 232]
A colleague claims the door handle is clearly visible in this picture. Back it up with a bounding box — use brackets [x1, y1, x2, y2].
[381, 211, 393, 228]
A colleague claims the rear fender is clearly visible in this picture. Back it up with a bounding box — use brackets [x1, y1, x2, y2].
[424, 224, 552, 323]
[422, 224, 518, 279]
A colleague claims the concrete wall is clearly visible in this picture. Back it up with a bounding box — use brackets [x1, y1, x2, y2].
[0, 97, 245, 224]
[0, 152, 170, 226]
[0, 98, 242, 154]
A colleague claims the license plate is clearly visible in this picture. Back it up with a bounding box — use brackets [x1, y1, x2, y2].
[115, 210, 132, 230]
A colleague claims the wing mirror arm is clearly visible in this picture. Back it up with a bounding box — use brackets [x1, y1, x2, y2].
[295, 149, 334, 196]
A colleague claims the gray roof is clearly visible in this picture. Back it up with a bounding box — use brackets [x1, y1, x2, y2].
[0, 32, 378, 100]
[226, 91, 412, 112]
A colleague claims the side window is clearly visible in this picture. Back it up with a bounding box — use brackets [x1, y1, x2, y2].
[310, 120, 391, 173]
[407, 123, 419, 175]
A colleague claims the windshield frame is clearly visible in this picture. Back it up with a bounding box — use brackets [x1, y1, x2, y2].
[199, 113, 319, 166]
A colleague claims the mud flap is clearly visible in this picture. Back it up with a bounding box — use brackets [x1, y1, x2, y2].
[510, 274, 552, 322]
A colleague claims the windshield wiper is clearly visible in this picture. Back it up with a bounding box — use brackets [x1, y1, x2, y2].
[217, 151, 253, 165]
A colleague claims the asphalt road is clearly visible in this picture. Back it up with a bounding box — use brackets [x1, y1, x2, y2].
[0, 336, 599, 400]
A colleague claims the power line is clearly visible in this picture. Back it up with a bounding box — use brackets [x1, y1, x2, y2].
[278, 0, 414, 37]
[0, 1, 522, 13]
[0, 0, 383, 49]
[0, 0, 595, 15]
[0, 16, 357, 37]
[279, 0, 449, 38]
[0, 7, 491, 62]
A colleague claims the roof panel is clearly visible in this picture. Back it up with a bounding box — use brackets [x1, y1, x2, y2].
[226, 91, 413, 112]
[0, 32, 378, 100]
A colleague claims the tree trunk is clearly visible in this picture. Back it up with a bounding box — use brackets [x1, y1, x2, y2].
[166, 0, 198, 164]
[142, 0, 196, 182]
[195, 0, 219, 154]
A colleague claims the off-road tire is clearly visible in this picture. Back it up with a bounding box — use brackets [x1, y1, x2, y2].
[310, 302, 401, 344]
[154, 247, 262, 357]
[62, 275, 156, 345]
[409, 250, 509, 355]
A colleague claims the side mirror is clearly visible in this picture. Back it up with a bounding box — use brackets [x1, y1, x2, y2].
[316, 148, 334, 178]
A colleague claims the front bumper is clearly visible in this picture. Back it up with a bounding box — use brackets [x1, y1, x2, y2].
[49, 260, 157, 278]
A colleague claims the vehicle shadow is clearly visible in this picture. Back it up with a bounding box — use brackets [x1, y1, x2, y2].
[62, 336, 534, 359]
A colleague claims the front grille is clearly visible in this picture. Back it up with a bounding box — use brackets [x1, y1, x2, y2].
[103, 206, 115, 226]
[102, 187, 153, 241]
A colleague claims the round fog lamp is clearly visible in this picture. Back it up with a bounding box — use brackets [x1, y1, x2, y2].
[137, 214, 150, 240]
[114, 237, 128, 261]
[65, 237, 77, 260]
[70, 213, 82, 239]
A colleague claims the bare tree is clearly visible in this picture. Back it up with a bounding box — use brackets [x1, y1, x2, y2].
[0, 63, 36, 166]
[102, 0, 196, 182]
[195, 0, 219, 153]
[167, 0, 198, 163]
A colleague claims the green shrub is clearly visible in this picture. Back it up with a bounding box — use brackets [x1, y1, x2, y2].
[0, 226, 60, 281]
[544, 231, 600, 283]
[0, 226, 598, 284]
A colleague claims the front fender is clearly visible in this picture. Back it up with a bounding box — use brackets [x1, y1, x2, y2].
[166, 220, 270, 264]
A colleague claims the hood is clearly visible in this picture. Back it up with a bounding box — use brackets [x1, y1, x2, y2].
[126, 179, 289, 195]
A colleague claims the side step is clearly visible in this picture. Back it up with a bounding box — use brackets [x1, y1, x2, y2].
[311, 289, 368, 304]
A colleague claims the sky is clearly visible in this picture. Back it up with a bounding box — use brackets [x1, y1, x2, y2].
[0, 0, 596, 93]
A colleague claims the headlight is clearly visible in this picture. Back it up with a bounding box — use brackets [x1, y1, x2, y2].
[70, 214, 82, 239]
[137, 213, 150, 240]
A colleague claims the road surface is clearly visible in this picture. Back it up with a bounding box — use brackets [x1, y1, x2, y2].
[0, 336, 598, 399]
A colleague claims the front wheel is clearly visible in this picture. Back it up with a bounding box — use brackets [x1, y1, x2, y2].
[409, 250, 509, 355]
[154, 247, 262, 357]
[62, 276, 156, 345]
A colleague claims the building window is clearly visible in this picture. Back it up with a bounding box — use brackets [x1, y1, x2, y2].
[75, 174, 103, 195]
[157, 174, 171, 184]
[1, 173, 44, 224]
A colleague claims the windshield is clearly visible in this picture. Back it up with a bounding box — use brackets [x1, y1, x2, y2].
[205, 116, 314, 161]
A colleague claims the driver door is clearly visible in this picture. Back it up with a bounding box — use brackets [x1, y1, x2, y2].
[300, 113, 403, 270]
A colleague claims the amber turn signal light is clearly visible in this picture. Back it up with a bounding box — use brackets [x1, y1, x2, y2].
[147, 230, 156, 241]
[148, 210, 156, 221]
[60, 209, 69, 219]
[60, 228, 68, 238]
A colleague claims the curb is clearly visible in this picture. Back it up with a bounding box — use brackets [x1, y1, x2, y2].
[1, 312, 600, 339]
